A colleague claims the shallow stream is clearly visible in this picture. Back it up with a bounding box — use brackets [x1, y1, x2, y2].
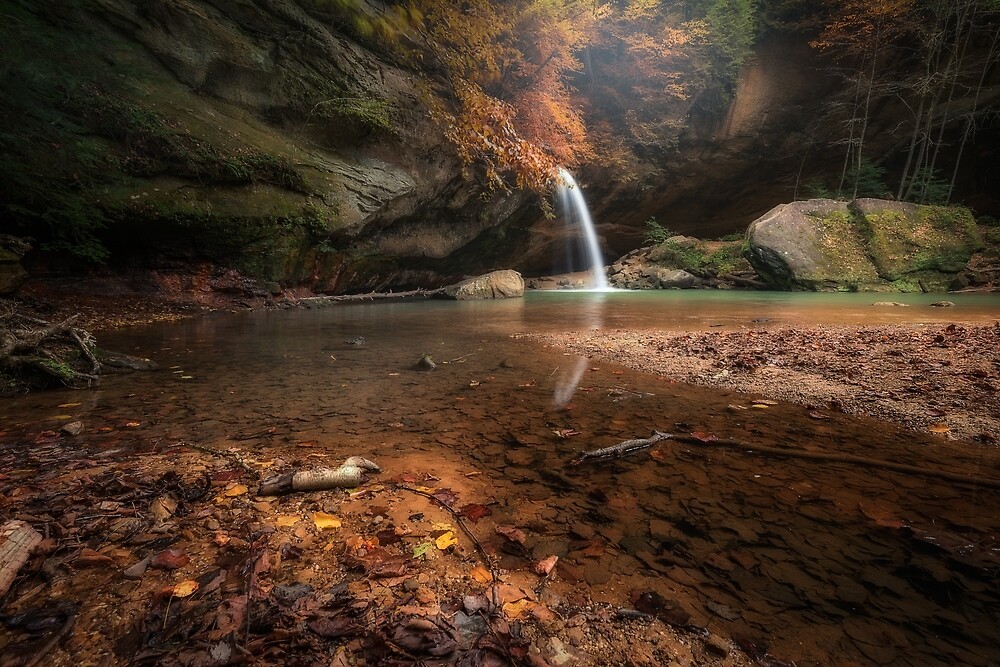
[2, 291, 999, 666]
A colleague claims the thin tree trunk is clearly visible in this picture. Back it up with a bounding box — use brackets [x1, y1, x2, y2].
[949, 22, 1000, 200]
[853, 34, 881, 199]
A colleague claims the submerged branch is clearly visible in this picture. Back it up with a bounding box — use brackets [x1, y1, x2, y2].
[574, 432, 1000, 490]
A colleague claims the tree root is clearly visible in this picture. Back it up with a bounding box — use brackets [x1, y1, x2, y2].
[0, 305, 101, 389]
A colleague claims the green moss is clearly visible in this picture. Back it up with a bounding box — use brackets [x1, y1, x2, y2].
[861, 204, 980, 280]
[804, 209, 882, 287]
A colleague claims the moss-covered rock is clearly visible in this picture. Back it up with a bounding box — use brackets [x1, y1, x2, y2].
[745, 198, 982, 292]
[745, 199, 882, 291]
[851, 199, 983, 291]
[608, 236, 752, 289]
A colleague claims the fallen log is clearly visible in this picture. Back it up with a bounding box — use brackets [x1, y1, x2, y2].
[0, 520, 42, 598]
[299, 288, 441, 304]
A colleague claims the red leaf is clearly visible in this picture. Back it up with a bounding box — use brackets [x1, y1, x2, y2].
[458, 503, 491, 522]
[151, 548, 189, 570]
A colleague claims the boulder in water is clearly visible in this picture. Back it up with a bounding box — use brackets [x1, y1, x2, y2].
[439, 270, 524, 300]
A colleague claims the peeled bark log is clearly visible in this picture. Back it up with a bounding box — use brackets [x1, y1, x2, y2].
[292, 465, 363, 490]
[0, 520, 42, 598]
[258, 457, 379, 495]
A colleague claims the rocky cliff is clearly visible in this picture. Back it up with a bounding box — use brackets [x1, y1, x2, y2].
[3, 1, 998, 295]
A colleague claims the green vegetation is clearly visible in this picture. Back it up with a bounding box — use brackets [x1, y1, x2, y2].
[643, 218, 675, 246]
[650, 237, 749, 275]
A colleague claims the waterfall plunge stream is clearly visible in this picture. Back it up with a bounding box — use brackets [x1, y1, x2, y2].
[557, 168, 609, 290]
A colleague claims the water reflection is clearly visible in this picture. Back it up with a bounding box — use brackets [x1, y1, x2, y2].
[552, 292, 608, 408]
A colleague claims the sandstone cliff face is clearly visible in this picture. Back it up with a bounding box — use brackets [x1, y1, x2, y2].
[3, 0, 540, 293]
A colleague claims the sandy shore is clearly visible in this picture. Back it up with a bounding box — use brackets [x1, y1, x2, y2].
[527, 322, 1000, 444]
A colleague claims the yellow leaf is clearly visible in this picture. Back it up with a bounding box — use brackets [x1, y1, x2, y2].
[751, 404, 769, 410]
[126, 421, 142, 427]
[58, 402, 81, 408]
[470, 565, 492, 583]
[276, 515, 300, 527]
[313, 512, 342, 530]
[224, 484, 248, 497]
[503, 599, 530, 619]
[172, 580, 199, 598]
[435, 531, 458, 550]
[928, 423, 950, 433]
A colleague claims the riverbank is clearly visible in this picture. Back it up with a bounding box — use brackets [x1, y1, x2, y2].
[526, 322, 1000, 444]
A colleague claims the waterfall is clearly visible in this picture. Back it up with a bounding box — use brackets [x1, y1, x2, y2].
[557, 167, 609, 290]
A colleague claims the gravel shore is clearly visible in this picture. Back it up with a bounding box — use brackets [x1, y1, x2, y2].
[528, 321, 1000, 444]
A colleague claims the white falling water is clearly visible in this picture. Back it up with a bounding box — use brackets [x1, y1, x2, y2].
[557, 167, 609, 290]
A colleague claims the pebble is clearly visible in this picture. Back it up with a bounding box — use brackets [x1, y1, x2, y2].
[704, 634, 730, 657]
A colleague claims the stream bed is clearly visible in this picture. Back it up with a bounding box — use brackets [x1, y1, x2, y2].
[2, 291, 999, 666]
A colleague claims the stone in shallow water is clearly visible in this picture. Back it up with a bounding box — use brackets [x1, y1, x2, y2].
[439, 270, 524, 300]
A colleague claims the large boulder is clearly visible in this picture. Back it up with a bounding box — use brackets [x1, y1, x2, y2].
[851, 198, 982, 291]
[745, 199, 881, 290]
[745, 198, 982, 291]
[439, 270, 524, 300]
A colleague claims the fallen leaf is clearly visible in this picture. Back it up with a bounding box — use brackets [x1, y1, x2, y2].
[126, 421, 141, 427]
[928, 423, 950, 433]
[503, 599, 531, 619]
[276, 515, 300, 527]
[313, 512, 342, 530]
[173, 580, 199, 597]
[808, 411, 831, 420]
[151, 549, 189, 570]
[751, 404, 769, 410]
[224, 484, 248, 497]
[495, 525, 526, 545]
[458, 503, 491, 522]
[435, 531, 458, 550]
[690, 431, 718, 442]
[470, 565, 492, 583]
[432, 488, 459, 507]
[58, 402, 81, 408]
[75, 548, 114, 567]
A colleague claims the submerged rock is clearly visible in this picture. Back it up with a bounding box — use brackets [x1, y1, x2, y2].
[438, 270, 524, 300]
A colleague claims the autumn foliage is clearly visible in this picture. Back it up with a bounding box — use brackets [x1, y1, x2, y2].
[335, 0, 749, 195]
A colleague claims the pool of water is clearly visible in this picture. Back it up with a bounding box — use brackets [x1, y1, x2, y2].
[2, 291, 998, 665]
